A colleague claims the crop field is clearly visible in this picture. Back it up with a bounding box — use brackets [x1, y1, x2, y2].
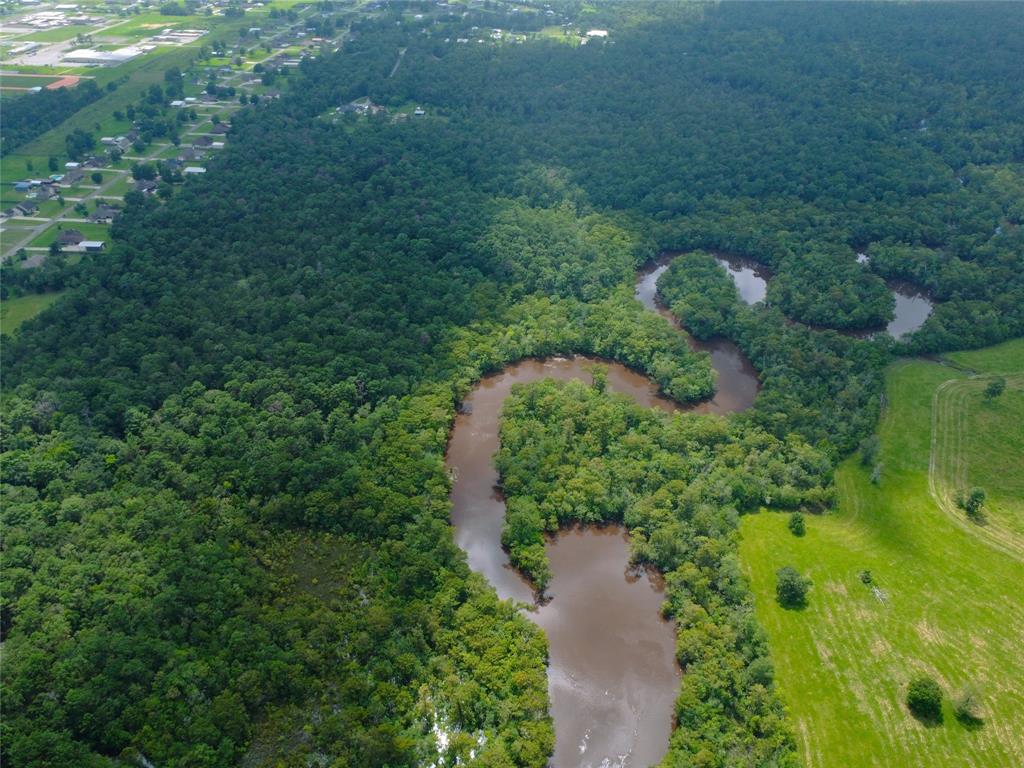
[740, 342, 1024, 768]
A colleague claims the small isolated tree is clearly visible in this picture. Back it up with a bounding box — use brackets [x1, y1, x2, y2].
[859, 434, 880, 467]
[870, 462, 883, 485]
[91, 172, 103, 184]
[906, 675, 943, 722]
[788, 512, 806, 537]
[956, 487, 986, 521]
[775, 566, 810, 608]
[48, 156, 59, 172]
[859, 569, 873, 585]
[954, 684, 982, 725]
[984, 377, 1006, 401]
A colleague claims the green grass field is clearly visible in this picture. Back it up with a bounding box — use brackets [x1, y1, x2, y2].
[0, 291, 66, 335]
[936, 339, 1024, 556]
[0, 74, 64, 88]
[28, 221, 109, 248]
[19, 24, 99, 43]
[739, 341, 1024, 768]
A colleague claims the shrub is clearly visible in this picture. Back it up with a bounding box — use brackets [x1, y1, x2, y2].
[775, 566, 810, 608]
[859, 434, 880, 466]
[956, 487, 986, 521]
[984, 377, 1005, 400]
[954, 684, 982, 724]
[906, 675, 943, 722]
[787, 512, 806, 537]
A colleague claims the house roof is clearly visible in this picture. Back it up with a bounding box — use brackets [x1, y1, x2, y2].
[57, 229, 84, 243]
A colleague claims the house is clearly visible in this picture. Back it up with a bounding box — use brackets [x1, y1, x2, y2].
[62, 168, 85, 186]
[413, 106, 426, 116]
[210, 123, 229, 134]
[14, 181, 31, 192]
[57, 229, 84, 246]
[183, 166, 206, 174]
[178, 148, 203, 162]
[170, 99, 186, 107]
[136, 179, 159, 194]
[193, 136, 214, 148]
[65, 161, 81, 169]
[15, 200, 39, 216]
[81, 240, 106, 252]
[91, 203, 121, 223]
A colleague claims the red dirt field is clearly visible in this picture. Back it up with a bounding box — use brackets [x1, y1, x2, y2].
[46, 75, 81, 90]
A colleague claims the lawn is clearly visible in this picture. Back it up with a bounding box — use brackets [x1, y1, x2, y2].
[0, 291, 66, 335]
[102, 174, 136, 197]
[28, 221, 110, 248]
[739, 343, 1024, 768]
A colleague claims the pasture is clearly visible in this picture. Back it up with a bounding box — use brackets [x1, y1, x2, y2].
[739, 343, 1024, 768]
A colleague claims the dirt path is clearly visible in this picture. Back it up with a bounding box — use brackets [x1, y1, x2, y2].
[388, 47, 406, 78]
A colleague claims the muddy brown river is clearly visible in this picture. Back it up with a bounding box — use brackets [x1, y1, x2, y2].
[446, 259, 762, 767]
[447, 357, 680, 768]
[635, 257, 761, 413]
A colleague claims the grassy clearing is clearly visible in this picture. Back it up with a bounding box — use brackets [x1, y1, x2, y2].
[946, 338, 1024, 375]
[739, 344, 1024, 768]
[0, 291, 66, 334]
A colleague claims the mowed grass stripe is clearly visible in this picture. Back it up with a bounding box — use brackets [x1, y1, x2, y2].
[930, 374, 1024, 560]
[740, 349, 1024, 768]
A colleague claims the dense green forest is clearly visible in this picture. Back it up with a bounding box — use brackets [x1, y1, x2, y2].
[3, 2, 1023, 766]
[497, 378, 831, 763]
